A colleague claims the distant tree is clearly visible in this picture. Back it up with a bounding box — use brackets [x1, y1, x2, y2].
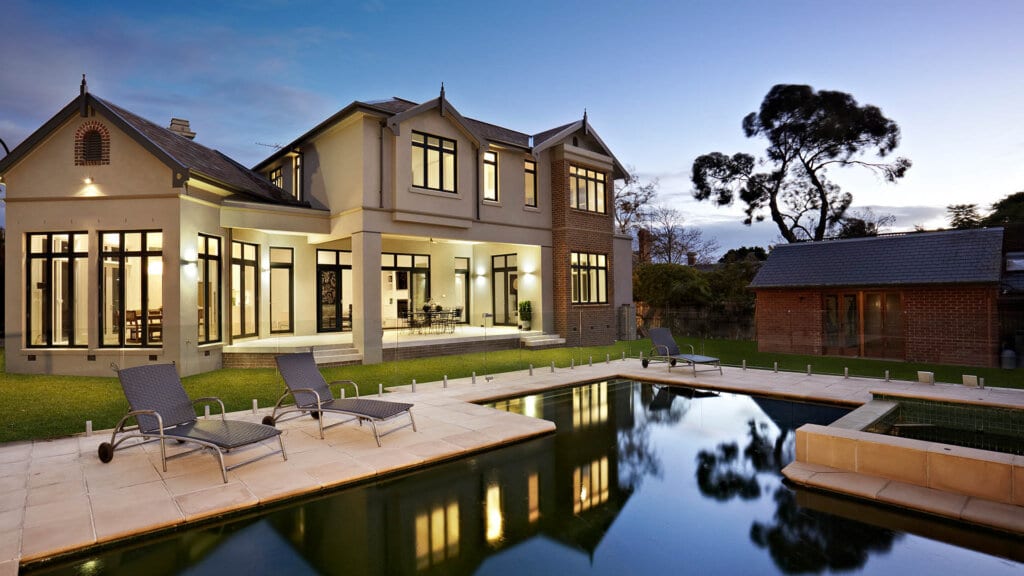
[633, 263, 710, 309]
[614, 168, 659, 235]
[835, 208, 896, 238]
[947, 203, 982, 229]
[645, 205, 720, 264]
[718, 246, 768, 264]
[691, 84, 911, 243]
[981, 191, 1024, 226]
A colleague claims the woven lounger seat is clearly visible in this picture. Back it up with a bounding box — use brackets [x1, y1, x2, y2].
[99, 363, 286, 483]
[641, 327, 723, 376]
[266, 352, 417, 446]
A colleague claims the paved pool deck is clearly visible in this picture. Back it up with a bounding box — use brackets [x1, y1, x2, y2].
[2, 359, 1022, 574]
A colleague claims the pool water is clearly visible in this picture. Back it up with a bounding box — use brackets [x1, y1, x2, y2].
[26, 380, 1023, 575]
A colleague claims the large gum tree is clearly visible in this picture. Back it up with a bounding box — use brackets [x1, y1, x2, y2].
[691, 84, 911, 242]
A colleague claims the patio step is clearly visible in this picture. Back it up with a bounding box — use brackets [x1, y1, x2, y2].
[313, 344, 362, 366]
[520, 333, 566, 348]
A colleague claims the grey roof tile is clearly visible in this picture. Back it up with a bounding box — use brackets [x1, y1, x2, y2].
[750, 228, 1005, 288]
[99, 98, 302, 206]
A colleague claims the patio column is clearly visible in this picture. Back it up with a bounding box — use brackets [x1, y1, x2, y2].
[352, 231, 383, 363]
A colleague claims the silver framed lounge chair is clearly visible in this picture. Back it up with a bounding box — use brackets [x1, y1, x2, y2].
[99, 363, 286, 483]
[265, 352, 416, 446]
[642, 327, 723, 376]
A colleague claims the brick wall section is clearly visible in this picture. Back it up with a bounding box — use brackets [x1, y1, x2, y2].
[74, 120, 111, 166]
[903, 285, 999, 368]
[754, 289, 823, 355]
[755, 285, 999, 367]
[550, 157, 616, 346]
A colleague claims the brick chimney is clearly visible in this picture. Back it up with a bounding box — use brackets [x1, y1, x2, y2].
[637, 229, 652, 264]
[168, 118, 196, 140]
[686, 251, 697, 266]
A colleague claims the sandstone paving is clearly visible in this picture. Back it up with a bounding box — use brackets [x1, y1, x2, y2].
[2, 357, 1023, 569]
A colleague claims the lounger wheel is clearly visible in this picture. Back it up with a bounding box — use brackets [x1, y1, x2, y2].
[642, 358, 649, 368]
[97, 442, 114, 463]
[310, 411, 321, 420]
[670, 358, 677, 367]
[262, 416, 276, 426]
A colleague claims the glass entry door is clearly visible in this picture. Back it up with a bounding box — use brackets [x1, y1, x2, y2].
[491, 254, 518, 326]
[317, 250, 352, 332]
[864, 292, 904, 359]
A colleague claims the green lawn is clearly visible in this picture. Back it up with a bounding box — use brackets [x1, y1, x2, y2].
[0, 338, 1019, 444]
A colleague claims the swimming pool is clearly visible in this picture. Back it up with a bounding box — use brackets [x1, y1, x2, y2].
[25, 380, 1023, 574]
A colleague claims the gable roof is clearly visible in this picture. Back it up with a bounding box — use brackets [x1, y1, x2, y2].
[750, 228, 1005, 288]
[532, 118, 629, 180]
[254, 95, 621, 175]
[0, 89, 302, 206]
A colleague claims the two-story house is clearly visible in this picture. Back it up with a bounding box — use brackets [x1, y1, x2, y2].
[0, 79, 632, 376]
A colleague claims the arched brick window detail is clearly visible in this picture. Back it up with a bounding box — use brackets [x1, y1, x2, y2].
[74, 121, 110, 166]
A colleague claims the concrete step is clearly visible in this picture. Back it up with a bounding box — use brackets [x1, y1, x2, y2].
[521, 333, 566, 348]
[313, 344, 362, 365]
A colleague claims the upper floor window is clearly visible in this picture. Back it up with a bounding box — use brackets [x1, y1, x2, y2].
[74, 121, 110, 166]
[412, 131, 456, 193]
[571, 251, 608, 304]
[26, 232, 89, 347]
[269, 167, 283, 188]
[293, 154, 303, 200]
[524, 160, 537, 207]
[483, 151, 498, 202]
[569, 165, 606, 214]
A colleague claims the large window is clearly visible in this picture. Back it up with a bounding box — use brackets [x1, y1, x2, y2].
[197, 234, 221, 344]
[524, 159, 537, 207]
[269, 167, 283, 188]
[231, 241, 259, 338]
[270, 247, 293, 333]
[483, 151, 498, 201]
[569, 165, 606, 213]
[101, 231, 163, 347]
[412, 131, 457, 193]
[571, 252, 608, 304]
[26, 232, 89, 347]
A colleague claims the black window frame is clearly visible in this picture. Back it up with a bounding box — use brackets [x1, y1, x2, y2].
[411, 131, 457, 193]
[269, 246, 294, 334]
[483, 150, 499, 202]
[231, 240, 260, 338]
[569, 165, 607, 214]
[570, 251, 608, 304]
[99, 230, 164, 348]
[197, 234, 222, 345]
[524, 159, 537, 207]
[269, 167, 283, 188]
[293, 154, 303, 200]
[25, 232, 89, 348]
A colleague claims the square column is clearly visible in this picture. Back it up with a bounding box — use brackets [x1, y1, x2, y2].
[352, 231, 383, 363]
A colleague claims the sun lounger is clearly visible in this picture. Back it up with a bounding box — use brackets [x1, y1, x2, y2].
[266, 352, 416, 446]
[99, 363, 286, 483]
[641, 327, 723, 376]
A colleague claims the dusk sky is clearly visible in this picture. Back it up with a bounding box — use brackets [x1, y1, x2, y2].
[2, 0, 1023, 253]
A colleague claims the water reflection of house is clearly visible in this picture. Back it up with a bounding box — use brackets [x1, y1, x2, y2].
[263, 381, 636, 574]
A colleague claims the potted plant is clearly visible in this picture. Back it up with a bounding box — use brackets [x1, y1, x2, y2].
[518, 300, 532, 330]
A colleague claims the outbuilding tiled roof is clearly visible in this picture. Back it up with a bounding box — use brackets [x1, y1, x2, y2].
[749, 228, 1005, 288]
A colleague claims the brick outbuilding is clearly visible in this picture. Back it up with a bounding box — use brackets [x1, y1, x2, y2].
[749, 228, 1006, 368]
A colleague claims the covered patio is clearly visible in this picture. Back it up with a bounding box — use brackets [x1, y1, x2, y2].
[223, 325, 538, 366]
